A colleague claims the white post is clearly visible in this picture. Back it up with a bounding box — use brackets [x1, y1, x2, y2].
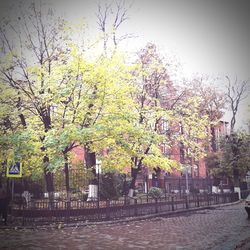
[87, 162, 101, 202]
[87, 184, 98, 201]
[128, 188, 134, 198]
[234, 187, 241, 200]
[144, 181, 148, 194]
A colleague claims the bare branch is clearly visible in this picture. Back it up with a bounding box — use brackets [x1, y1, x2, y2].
[225, 76, 250, 133]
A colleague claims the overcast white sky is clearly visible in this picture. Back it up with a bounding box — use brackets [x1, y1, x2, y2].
[1, 0, 249, 129]
[54, 0, 250, 78]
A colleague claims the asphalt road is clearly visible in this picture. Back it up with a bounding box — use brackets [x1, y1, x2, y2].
[0, 202, 249, 250]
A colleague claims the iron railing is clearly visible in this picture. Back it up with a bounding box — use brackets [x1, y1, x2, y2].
[10, 192, 239, 226]
[240, 189, 250, 199]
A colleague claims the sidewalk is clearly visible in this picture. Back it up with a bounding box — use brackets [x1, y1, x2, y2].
[0, 201, 249, 250]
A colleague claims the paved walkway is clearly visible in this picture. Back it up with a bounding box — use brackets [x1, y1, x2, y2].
[0, 202, 249, 250]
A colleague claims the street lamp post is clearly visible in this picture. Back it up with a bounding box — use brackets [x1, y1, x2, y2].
[185, 166, 189, 194]
[183, 164, 190, 194]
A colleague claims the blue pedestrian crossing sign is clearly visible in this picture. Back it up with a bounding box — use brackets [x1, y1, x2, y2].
[7, 162, 22, 178]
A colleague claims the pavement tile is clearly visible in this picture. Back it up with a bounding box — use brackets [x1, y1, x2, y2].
[0, 202, 250, 250]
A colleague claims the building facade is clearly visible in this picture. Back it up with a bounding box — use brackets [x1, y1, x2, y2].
[71, 120, 229, 194]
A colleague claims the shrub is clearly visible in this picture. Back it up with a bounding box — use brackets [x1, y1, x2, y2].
[190, 187, 199, 194]
[82, 192, 88, 201]
[148, 187, 163, 199]
[100, 173, 125, 200]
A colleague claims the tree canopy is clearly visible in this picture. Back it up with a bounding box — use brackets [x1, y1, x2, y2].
[0, 1, 236, 194]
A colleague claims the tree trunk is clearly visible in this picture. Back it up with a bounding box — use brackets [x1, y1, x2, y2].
[43, 155, 54, 207]
[44, 171, 54, 193]
[40, 109, 54, 196]
[43, 156, 54, 193]
[64, 154, 70, 200]
[231, 134, 240, 188]
[84, 144, 98, 201]
[84, 146, 96, 169]
[233, 168, 240, 187]
[128, 167, 139, 197]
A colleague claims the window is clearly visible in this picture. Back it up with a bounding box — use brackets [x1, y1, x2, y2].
[162, 119, 169, 133]
[161, 143, 169, 156]
[193, 164, 198, 177]
[159, 119, 169, 134]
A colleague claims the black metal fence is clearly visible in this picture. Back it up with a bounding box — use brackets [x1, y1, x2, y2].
[10, 192, 239, 226]
[4, 169, 90, 196]
[164, 176, 213, 196]
[241, 189, 250, 199]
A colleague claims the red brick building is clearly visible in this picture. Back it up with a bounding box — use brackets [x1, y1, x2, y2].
[71, 120, 229, 193]
[144, 120, 229, 193]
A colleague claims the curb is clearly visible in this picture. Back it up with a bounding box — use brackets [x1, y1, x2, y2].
[1, 200, 242, 230]
[71, 200, 242, 227]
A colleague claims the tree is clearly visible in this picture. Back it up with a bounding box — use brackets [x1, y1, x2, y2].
[219, 132, 250, 186]
[185, 76, 227, 152]
[0, 1, 232, 200]
[96, 0, 133, 53]
[225, 76, 249, 133]
[0, 2, 135, 200]
[188, 77, 226, 121]
[205, 77, 250, 188]
[205, 151, 221, 184]
[63, 52, 136, 199]
[125, 43, 177, 196]
[225, 76, 249, 188]
[0, 3, 72, 195]
[107, 43, 211, 197]
[171, 95, 210, 161]
[79, 0, 134, 199]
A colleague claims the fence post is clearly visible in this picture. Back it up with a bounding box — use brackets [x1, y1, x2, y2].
[106, 200, 110, 220]
[22, 204, 25, 226]
[197, 194, 199, 207]
[65, 201, 70, 223]
[185, 195, 189, 209]
[171, 195, 175, 211]
[155, 198, 158, 213]
[179, 178, 181, 199]
[134, 198, 138, 216]
[235, 192, 239, 201]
